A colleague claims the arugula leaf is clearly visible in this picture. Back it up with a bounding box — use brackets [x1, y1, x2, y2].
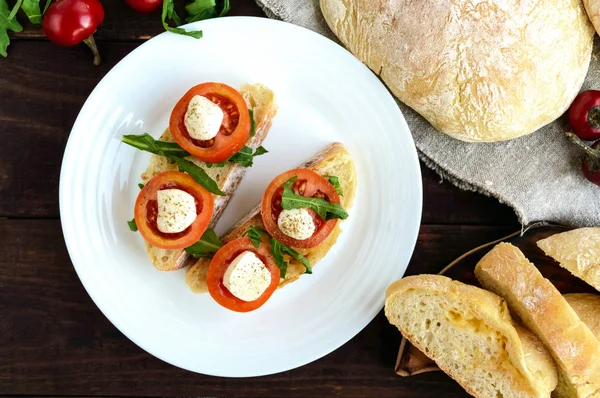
[0, 0, 23, 58]
[122, 134, 190, 158]
[185, 0, 229, 22]
[328, 176, 343, 196]
[122, 134, 224, 196]
[138, 183, 144, 189]
[247, 226, 267, 248]
[249, 109, 256, 138]
[269, 238, 288, 278]
[21, 0, 42, 24]
[167, 155, 225, 196]
[281, 244, 312, 274]
[127, 218, 138, 232]
[281, 177, 349, 220]
[185, 228, 223, 258]
[247, 227, 311, 276]
[162, 0, 203, 39]
[42, 0, 50, 13]
[228, 146, 268, 167]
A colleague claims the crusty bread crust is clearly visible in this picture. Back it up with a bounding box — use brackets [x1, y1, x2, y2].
[475, 243, 600, 398]
[140, 83, 278, 271]
[185, 142, 357, 293]
[385, 275, 558, 398]
[537, 228, 600, 293]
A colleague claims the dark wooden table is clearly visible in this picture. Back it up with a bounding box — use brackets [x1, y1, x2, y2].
[0, 1, 521, 396]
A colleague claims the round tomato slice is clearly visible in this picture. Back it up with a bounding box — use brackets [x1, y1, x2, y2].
[261, 168, 340, 249]
[134, 171, 214, 250]
[207, 238, 280, 312]
[169, 82, 251, 163]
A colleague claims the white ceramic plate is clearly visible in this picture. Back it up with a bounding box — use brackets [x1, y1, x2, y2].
[59, 17, 422, 377]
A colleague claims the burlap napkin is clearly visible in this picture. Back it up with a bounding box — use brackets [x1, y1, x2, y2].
[255, 0, 600, 227]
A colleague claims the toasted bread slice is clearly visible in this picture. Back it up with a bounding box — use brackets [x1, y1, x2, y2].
[185, 142, 357, 293]
[475, 243, 600, 398]
[140, 83, 278, 272]
[385, 275, 558, 398]
[537, 228, 600, 292]
[564, 294, 600, 339]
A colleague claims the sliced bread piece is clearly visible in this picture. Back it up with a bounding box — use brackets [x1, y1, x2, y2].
[537, 228, 600, 292]
[385, 275, 557, 398]
[185, 142, 357, 293]
[475, 243, 600, 398]
[564, 293, 600, 339]
[140, 83, 278, 272]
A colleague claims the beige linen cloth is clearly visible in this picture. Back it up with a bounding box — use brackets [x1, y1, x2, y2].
[255, 0, 600, 227]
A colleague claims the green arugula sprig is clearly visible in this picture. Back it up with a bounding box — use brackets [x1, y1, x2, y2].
[122, 134, 225, 196]
[185, 228, 223, 258]
[281, 177, 348, 220]
[206, 145, 268, 168]
[328, 176, 343, 196]
[0, 0, 23, 57]
[162, 0, 202, 39]
[185, 0, 229, 22]
[247, 227, 311, 278]
[127, 218, 138, 232]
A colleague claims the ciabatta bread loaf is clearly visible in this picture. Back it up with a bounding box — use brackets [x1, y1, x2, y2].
[537, 228, 600, 292]
[475, 243, 600, 398]
[385, 275, 557, 398]
[320, 0, 593, 142]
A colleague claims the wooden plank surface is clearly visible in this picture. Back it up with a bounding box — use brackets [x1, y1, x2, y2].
[0, 219, 516, 396]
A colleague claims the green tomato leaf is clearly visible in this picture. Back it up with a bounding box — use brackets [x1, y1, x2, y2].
[281, 177, 349, 220]
[249, 108, 256, 138]
[21, 0, 42, 24]
[328, 175, 343, 196]
[127, 218, 138, 232]
[162, 0, 203, 39]
[247, 226, 267, 248]
[122, 133, 190, 158]
[185, 228, 223, 258]
[0, 0, 23, 58]
[184, 0, 229, 22]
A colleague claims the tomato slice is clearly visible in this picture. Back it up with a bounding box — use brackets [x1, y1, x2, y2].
[169, 82, 251, 163]
[207, 238, 280, 312]
[261, 168, 340, 249]
[134, 171, 214, 250]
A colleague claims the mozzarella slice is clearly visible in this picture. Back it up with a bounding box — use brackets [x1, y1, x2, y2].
[156, 189, 197, 233]
[184, 95, 224, 141]
[223, 251, 272, 302]
[277, 208, 316, 241]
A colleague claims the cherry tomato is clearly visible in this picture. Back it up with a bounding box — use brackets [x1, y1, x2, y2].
[170, 83, 251, 163]
[261, 168, 340, 249]
[42, 0, 104, 65]
[207, 238, 280, 312]
[134, 171, 214, 250]
[126, 0, 162, 14]
[568, 90, 600, 141]
[582, 140, 600, 187]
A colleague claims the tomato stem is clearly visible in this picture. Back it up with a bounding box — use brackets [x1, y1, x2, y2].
[566, 132, 600, 172]
[83, 35, 101, 66]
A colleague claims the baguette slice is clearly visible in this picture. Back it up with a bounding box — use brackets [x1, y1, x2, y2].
[475, 243, 600, 398]
[185, 142, 357, 293]
[537, 228, 600, 292]
[564, 294, 600, 339]
[385, 275, 558, 398]
[140, 83, 278, 271]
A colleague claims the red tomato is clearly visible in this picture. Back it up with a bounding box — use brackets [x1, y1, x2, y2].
[261, 168, 340, 249]
[582, 140, 600, 187]
[207, 238, 280, 312]
[134, 171, 214, 250]
[169, 83, 251, 163]
[126, 0, 162, 13]
[43, 0, 104, 46]
[568, 90, 600, 141]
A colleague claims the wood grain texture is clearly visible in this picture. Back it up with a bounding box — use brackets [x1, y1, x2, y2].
[0, 220, 515, 396]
